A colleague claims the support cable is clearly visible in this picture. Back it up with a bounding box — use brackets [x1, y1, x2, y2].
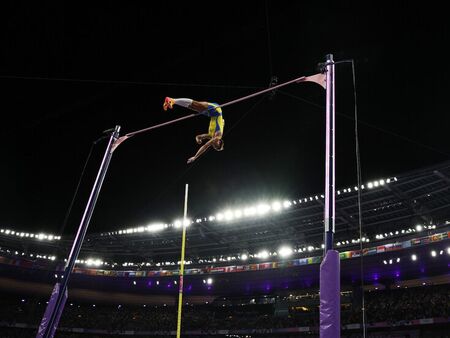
[348, 59, 367, 337]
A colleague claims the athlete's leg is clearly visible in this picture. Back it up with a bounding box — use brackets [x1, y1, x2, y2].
[190, 101, 209, 112]
[187, 138, 215, 164]
[163, 97, 192, 111]
[163, 97, 210, 113]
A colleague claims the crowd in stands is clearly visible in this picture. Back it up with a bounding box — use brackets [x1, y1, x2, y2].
[356, 284, 450, 323]
[0, 284, 448, 336]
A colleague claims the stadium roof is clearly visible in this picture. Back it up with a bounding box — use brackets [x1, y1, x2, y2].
[1, 161, 450, 264]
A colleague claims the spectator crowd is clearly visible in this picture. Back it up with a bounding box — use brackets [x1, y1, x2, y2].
[0, 284, 448, 336]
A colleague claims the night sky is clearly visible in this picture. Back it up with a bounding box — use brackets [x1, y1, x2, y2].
[1, 2, 449, 236]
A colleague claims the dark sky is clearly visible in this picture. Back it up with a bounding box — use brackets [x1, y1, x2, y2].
[1, 2, 449, 235]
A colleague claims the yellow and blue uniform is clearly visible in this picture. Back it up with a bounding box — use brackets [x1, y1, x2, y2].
[203, 103, 224, 137]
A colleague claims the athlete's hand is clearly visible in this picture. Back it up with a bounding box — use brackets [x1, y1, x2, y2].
[187, 157, 196, 164]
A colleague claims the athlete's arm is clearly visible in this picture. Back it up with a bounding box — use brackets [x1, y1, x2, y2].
[187, 138, 215, 164]
[195, 134, 211, 144]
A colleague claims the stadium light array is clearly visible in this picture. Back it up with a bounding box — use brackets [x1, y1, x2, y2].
[0, 228, 61, 241]
[3, 175, 422, 270]
[85, 259, 104, 267]
[5, 227, 447, 272]
[0, 247, 58, 261]
[272, 201, 282, 212]
[278, 246, 293, 258]
[257, 250, 269, 259]
[5, 175, 398, 243]
[382, 257, 401, 265]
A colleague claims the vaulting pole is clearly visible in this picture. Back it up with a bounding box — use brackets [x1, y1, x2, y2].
[37, 126, 121, 338]
[176, 183, 189, 338]
[320, 54, 340, 337]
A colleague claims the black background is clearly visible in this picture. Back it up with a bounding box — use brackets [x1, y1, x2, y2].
[1, 2, 449, 235]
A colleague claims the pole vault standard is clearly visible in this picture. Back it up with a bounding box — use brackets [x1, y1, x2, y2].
[37, 126, 121, 338]
[37, 68, 327, 338]
[320, 54, 340, 338]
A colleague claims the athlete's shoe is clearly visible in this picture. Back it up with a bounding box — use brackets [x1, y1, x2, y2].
[163, 97, 175, 111]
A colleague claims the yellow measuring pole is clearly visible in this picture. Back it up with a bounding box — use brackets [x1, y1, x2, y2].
[176, 183, 189, 338]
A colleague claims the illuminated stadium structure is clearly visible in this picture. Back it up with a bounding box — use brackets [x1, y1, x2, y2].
[1, 161, 449, 280]
[0, 161, 449, 337]
[2, 160, 450, 264]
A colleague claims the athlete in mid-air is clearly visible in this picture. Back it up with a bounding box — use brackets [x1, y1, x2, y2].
[163, 97, 225, 164]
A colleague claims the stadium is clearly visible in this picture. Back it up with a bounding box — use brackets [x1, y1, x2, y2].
[1, 161, 449, 337]
[3, 2, 450, 338]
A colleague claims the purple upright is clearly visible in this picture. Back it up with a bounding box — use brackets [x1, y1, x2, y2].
[320, 54, 340, 337]
[320, 250, 340, 337]
[36, 283, 67, 338]
[37, 126, 121, 338]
